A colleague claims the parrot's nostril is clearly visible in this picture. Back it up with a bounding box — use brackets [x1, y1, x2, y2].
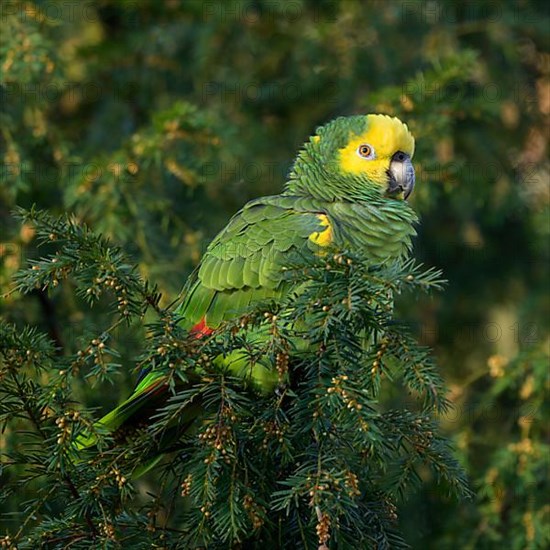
[394, 151, 407, 163]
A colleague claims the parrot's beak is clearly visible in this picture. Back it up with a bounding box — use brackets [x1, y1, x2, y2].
[387, 151, 415, 200]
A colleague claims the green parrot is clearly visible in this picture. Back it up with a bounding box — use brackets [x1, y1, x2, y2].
[80, 114, 418, 457]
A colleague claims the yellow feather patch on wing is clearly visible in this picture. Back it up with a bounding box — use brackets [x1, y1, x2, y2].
[309, 214, 333, 247]
[338, 115, 415, 184]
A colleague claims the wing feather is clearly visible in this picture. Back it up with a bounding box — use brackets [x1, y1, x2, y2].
[179, 198, 330, 329]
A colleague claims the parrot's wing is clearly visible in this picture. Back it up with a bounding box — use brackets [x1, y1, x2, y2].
[177, 197, 333, 329]
[81, 198, 332, 451]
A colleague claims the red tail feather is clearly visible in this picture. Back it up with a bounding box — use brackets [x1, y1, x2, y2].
[190, 317, 214, 338]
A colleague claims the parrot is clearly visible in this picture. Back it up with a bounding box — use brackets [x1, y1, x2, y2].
[78, 114, 418, 464]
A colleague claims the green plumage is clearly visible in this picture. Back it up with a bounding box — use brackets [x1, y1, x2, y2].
[178, 192, 416, 332]
[79, 114, 419, 468]
[177, 199, 326, 328]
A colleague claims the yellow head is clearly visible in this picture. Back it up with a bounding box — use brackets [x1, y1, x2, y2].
[289, 114, 416, 201]
[338, 114, 414, 187]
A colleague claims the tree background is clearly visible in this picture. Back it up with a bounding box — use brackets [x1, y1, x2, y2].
[1, 0, 548, 548]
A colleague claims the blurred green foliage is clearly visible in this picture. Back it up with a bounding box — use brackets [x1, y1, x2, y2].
[1, 0, 549, 548]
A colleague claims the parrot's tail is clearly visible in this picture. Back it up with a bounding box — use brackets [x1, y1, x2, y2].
[73, 371, 203, 478]
[73, 319, 282, 477]
[73, 320, 212, 472]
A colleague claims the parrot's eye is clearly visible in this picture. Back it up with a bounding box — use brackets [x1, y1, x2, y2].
[357, 144, 374, 159]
